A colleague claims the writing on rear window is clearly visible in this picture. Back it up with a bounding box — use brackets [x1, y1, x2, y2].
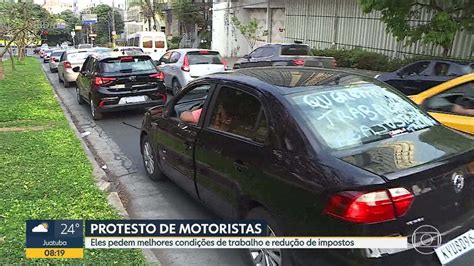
[287, 84, 437, 149]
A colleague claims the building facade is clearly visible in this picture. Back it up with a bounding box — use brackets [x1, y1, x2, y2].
[285, 0, 473, 59]
[212, 0, 286, 57]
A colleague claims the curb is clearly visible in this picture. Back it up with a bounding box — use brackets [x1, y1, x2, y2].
[40, 61, 162, 266]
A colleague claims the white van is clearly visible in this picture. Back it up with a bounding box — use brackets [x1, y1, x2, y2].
[127, 31, 167, 61]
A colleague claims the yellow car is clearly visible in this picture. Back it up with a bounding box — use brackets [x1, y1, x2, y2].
[409, 73, 474, 135]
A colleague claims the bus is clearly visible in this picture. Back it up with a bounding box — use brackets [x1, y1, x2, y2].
[127, 31, 167, 61]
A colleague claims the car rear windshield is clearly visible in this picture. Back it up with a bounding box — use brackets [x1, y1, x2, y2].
[100, 56, 155, 74]
[68, 51, 92, 62]
[51, 51, 64, 57]
[281, 45, 312, 56]
[187, 51, 223, 65]
[286, 83, 437, 150]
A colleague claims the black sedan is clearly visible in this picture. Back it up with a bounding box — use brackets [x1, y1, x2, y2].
[376, 59, 473, 95]
[75, 53, 166, 120]
[140, 67, 474, 265]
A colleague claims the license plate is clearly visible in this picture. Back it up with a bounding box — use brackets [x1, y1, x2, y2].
[119, 96, 146, 104]
[435, 229, 474, 265]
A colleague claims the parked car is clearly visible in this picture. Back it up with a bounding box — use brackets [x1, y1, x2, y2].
[233, 43, 336, 69]
[156, 49, 227, 95]
[376, 59, 474, 95]
[410, 73, 474, 135]
[57, 49, 95, 88]
[112, 46, 145, 56]
[75, 53, 166, 120]
[39, 44, 49, 58]
[48, 50, 65, 73]
[140, 67, 474, 265]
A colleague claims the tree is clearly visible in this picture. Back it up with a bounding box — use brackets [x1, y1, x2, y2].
[172, 0, 205, 33]
[83, 4, 124, 46]
[129, 0, 165, 31]
[231, 17, 262, 50]
[0, 2, 50, 79]
[360, 0, 474, 57]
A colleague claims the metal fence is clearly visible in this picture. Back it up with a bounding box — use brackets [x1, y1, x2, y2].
[284, 0, 473, 59]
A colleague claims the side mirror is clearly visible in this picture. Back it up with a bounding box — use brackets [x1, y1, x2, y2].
[243, 54, 250, 59]
[72, 66, 80, 73]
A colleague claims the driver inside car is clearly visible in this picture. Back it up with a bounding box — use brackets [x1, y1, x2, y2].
[452, 82, 474, 116]
[179, 107, 202, 124]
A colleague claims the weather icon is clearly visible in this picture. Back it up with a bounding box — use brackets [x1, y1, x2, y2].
[32, 223, 49, 233]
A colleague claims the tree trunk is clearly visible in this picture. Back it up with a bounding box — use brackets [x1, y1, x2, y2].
[0, 60, 4, 80]
[148, 18, 152, 31]
[8, 49, 15, 70]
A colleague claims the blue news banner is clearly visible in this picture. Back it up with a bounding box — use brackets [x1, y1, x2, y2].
[85, 220, 268, 249]
[25, 220, 84, 258]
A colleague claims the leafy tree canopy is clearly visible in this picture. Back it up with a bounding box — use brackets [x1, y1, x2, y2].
[360, 0, 474, 56]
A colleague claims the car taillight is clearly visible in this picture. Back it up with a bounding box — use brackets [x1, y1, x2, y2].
[150, 72, 164, 81]
[51, 58, 55, 62]
[63, 61, 72, 69]
[153, 92, 167, 103]
[292, 59, 305, 66]
[94, 77, 116, 86]
[198, 50, 209, 54]
[120, 56, 134, 62]
[323, 187, 414, 224]
[181, 55, 190, 72]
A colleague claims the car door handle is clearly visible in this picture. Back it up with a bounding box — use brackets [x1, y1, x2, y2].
[233, 160, 248, 172]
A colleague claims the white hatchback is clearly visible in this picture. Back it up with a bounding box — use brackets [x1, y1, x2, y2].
[156, 49, 227, 95]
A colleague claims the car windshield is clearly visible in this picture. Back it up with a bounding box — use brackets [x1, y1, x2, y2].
[286, 83, 438, 150]
[100, 57, 156, 73]
[281, 45, 312, 56]
[187, 51, 223, 65]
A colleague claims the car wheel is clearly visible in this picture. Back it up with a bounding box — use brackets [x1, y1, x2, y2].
[172, 79, 181, 95]
[246, 208, 288, 266]
[141, 135, 166, 181]
[76, 87, 84, 105]
[90, 99, 103, 120]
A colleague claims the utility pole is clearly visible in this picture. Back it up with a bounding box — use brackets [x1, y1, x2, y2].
[266, 0, 272, 43]
[111, 0, 116, 49]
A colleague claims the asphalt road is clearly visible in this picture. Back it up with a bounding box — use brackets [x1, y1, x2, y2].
[40, 60, 251, 266]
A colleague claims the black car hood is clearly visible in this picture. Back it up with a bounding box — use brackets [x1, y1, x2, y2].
[337, 125, 474, 178]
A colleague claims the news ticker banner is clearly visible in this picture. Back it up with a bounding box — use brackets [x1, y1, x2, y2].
[26, 220, 407, 258]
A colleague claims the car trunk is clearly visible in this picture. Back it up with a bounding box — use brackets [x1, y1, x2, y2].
[338, 126, 474, 236]
[186, 51, 225, 78]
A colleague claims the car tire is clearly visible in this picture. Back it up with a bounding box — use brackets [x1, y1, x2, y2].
[172, 79, 181, 95]
[90, 99, 103, 120]
[246, 207, 290, 266]
[141, 135, 166, 181]
[76, 87, 84, 105]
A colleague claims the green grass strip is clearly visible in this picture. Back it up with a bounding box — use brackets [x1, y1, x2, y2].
[0, 58, 146, 264]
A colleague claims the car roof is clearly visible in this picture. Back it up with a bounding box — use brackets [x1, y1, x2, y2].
[413, 59, 473, 65]
[168, 48, 220, 53]
[66, 48, 95, 54]
[90, 52, 152, 61]
[203, 67, 375, 95]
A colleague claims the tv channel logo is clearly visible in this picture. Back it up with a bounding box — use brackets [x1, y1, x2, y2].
[412, 225, 442, 255]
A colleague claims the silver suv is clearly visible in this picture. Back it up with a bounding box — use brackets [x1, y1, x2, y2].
[156, 49, 227, 95]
